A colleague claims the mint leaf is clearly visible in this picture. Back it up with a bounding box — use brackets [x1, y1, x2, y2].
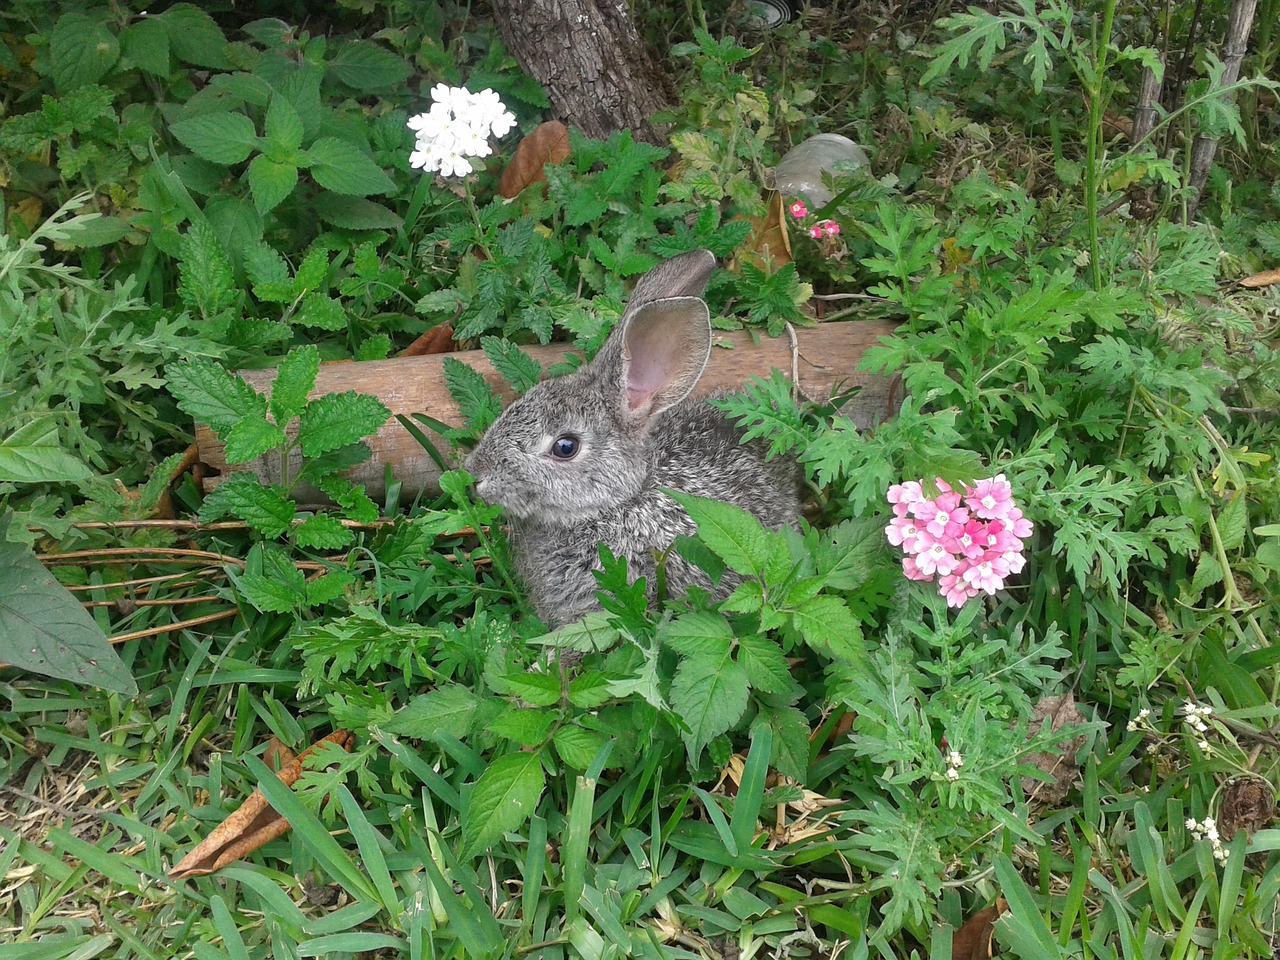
[294, 514, 353, 549]
[270, 346, 320, 426]
[198, 473, 295, 537]
[170, 112, 259, 165]
[157, 3, 231, 69]
[313, 194, 403, 230]
[304, 138, 396, 196]
[319, 477, 379, 524]
[248, 156, 298, 214]
[658, 611, 734, 657]
[462, 752, 545, 857]
[327, 41, 411, 92]
[50, 15, 120, 93]
[121, 18, 170, 77]
[263, 96, 304, 157]
[442, 357, 503, 433]
[553, 725, 608, 770]
[223, 417, 286, 464]
[297, 391, 390, 457]
[671, 649, 749, 760]
[386, 686, 481, 740]
[177, 221, 238, 320]
[296, 294, 348, 331]
[167, 359, 268, 435]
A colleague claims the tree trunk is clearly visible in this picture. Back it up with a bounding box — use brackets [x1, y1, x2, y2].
[488, 0, 674, 144]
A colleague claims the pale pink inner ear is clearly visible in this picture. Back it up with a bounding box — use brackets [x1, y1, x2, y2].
[621, 297, 711, 420]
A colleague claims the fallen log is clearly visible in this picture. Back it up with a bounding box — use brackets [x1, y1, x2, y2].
[196, 320, 900, 499]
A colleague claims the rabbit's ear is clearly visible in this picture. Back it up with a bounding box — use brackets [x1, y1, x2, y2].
[625, 249, 716, 312]
[618, 296, 712, 421]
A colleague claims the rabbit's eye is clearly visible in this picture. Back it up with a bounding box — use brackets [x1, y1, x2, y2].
[550, 435, 580, 460]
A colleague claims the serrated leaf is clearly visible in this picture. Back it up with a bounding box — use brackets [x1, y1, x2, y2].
[499, 672, 563, 707]
[567, 672, 612, 709]
[170, 112, 259, 165]
[671, 650, 749, 760]
[386, 685, 480, 740]
[487, 708, 555, 745]
[248, 156, 298, 215]
[0, 421, 92, 484]
[304, 138, 396, 196]
[177, 221, 237, 320]
[666, 491, 768, 577]
[319, 476, 378, 524]
[790, 595, 864, 664]
[659, 611, 734, 657]
[442, 357, 503, 433]
[296, 293, 348, 331]
[157, 3, 231, 69]
[293, 248, 331, 295]
[738, 634, 795, 695]
[263, 96, 304, 157]
[527, 612, 621, 653]
[313, 194, 403, 230]
[753, 705, 810, 781]
[50, 14, 120, 93]
[167, 359, 268, 435]
[0, 531, 136, 694]
[237, 571, 306, 612]
[480, 337, 542, 394]
[198, 473, 295, 537]
[306, 570, 353, 606]
[817, 517, 885, 591]
[1218, 493, 1247, 551]
[1189, 553, 1224, 596]
[297, 392, 390, 457]
[554, 725, 608, 770]
[294, 514, 353, 549]
[327, 41, 411, 92]
[462, 752, 546, 857]
[223, 417, 287, 464]
[121, 17, 170, 77]
[270, 345, 320, 426]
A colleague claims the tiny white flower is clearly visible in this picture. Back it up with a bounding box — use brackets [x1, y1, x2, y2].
[1138, 708, 1151, 719]
[945, 767, 960, 781]
[1185, 817, 1198, 830]
[1197, 739, 1210, 751]
[1183, 700, 1199, 714]
[948, 751, 964, 768]
[1126, 721, 1138, 732]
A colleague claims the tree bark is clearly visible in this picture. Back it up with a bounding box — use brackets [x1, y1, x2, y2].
[488, 0, 674, 144]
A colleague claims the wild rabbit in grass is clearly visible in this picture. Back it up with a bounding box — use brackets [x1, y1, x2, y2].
[464, 250, 800, 628]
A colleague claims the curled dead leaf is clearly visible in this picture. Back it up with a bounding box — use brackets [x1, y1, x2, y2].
[498, 120, 571, 199]
[1021, 692, 1091, 805]
[1219, 775, 1275, 841]
[402, 322, 456, 357]
[168, 730, 353, 880]
[732, 192, 793, 273]
[1240, 268, 1280, 289]
[950, 899, 1008, 959]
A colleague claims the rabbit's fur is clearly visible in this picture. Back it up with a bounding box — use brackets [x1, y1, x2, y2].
[464, 250, 800, 628]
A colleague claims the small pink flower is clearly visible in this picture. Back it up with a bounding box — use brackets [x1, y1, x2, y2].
[822, 220, 841, 237]
[966, 474, 1013, 519]
[886, 516, 920, 549]
[903, 557, 933, 581]
[939, 574, 978, 607]
[888, 481, 925, 508]
[916, 540, 959, 577]
[962, 560, 1005, 595]
[788, 199, 808, 219]
[925, 504, 969, 539]
[809, 225, 824, 239]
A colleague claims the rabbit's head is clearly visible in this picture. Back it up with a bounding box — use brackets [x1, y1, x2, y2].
[464, 250, 717, 525]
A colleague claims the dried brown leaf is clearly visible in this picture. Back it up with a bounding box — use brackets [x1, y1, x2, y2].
[1021, 692, 1089, 805]
[733, 192, 793, 272]
[168, 730, 353, 879]
[1220, 775, 1275, 841]
[498, 120, 571, 199]
[401, 323, 455, 357]
[950, 899, 1008, 959]
[1240, 268, 1280, 289]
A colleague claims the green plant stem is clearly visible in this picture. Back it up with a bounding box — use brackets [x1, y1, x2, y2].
[1082, 0, 1118, 292]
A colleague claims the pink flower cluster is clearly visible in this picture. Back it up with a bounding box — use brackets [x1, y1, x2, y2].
[886, 475, 1033, 608]
[786, 199, 841, 239]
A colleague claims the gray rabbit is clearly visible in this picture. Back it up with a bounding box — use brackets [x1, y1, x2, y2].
[464, 250, 800, 628]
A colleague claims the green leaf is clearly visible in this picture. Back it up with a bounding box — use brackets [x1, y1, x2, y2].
[671, 650, 749, 760]
[0, 421, 92, 484]
[737, 634, 795, 695]
[554, 725, 608, 770]
[238, 570, 306, 613]
[486, 708, 555, 746]
[386, 686, 480, 740]
[294, 514, 353, 549]
[177, 221, 238, 320]
[0, 526, 137, 694]
[57, 215, 132, 248]
[659, 611, 734, 657]
[442, 357, 503, 434]
[50, 14, 120, 93]
[170, 112, 259, 165]
[462, 752, 546, 857]
[1218, 493, 1247, 551]
[327, 41, 411, 92]
[157, 4, 231, 69]
[312, 194, 403, 230]
[319, 476, 378, 524]
[499, 672, 563, 707]
[198, 473, 296, 537]
[304, 138, 396, 196]
[167, 359, 268, 435]
[262, 96, 305, 157]
[790, 595, 865, 664]
[567, 672, 612, 708]
[297, 392, 390, 457]
[296, 294, 348, 331]
[480, 337, 542, 394]
[248, 156, 298, 215]
[666, 491, 769, 577]
[817, 517, 886, 591]
[270, 345, 320, 426]
[223, 418, 287, 464]
[121, 17, 171, 77]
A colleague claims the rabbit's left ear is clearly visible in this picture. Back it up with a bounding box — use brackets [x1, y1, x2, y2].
[618, 296, 712, 422]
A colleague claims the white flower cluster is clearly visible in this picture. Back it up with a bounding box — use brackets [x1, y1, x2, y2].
[1183, 700, 1214, 751]
[1126, 707, 1152, 733]
[407, 84, 517, 178]
[945, 751, 963, 782]
[1186, 817, 1228, 864]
